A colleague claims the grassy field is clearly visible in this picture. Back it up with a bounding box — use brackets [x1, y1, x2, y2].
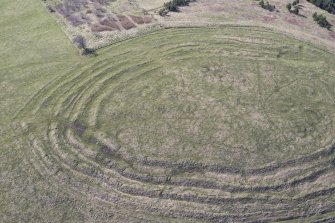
[1, 0, 335, 222]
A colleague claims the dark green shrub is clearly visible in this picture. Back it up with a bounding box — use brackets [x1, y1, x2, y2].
[313, 12, 332, 29]
[292, 0, 300, 6]
[159, 0, 193, 16]
[287, 1, 301, 15]
[82, 48, 96, 56]
[259, 0, 276, 12]
[291, 7, 299, 14]
[164, 1, 178, 12]
[159, 8, 168, 16]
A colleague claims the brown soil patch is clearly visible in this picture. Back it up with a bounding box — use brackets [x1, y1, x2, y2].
[130, 15, 145, 24]
[91, 14, 151, 32]
[100, 17, 121, 30]
[91, 24, 115, 32]
[117, 15, 136, 30]
[143, 16, 152, 23]
[130, 15, 152, 24]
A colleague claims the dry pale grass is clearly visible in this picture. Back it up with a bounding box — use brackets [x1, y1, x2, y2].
[43, 0, 335, 50]
[158, 0, 335, 51]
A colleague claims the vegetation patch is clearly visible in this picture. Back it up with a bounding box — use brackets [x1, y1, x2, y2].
[313, 12, 333, 29]
[130, 15, 152, 25]
[73, 35, 96, 55]
[286, 0, 302, 15]
[159, 0, 194, 16]
[43, 0, 154, 50]
[258, 0, 276, 12]
[307, 0, 335, 14]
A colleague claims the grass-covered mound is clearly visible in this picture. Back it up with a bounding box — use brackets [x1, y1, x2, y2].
[13, 27, 335, 222]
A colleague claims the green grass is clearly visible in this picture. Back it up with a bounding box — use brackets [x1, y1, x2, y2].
[47, 27, 334, 169]
[0, 0, 79, 122]
[1, 0, 335, 222]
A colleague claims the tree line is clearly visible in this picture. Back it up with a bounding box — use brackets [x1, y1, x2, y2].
[307, 0, 335, 14]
